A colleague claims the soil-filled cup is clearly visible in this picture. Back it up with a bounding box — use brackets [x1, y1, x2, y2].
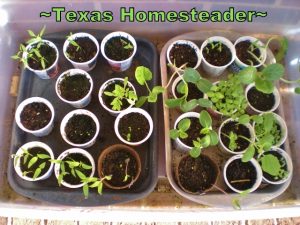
[23, 40, 59, 79]
[55, 69, 93, 108]
[63, 32, 99, 72]
[171, 76, 205, 100]
[54, 148, 95, 188]
[60, 109, 100, 148]
[223, 154, 262, 193]
[114, 108, 153, 146]
[200, 36, 236, 77]
[98, 78, 137, 116]
[101, 31, 137, 72]
[245, 83, 280, 114]
[166, 39, 201, 73]
[234, 36, 267, 69]
[258, 148, 292, 185]
[15, 97, 55, 137]
[97, 144, 141, 190]
[13, 141, 55, 182]
[175, 154, 219, 194]
[218, 118, 255, 155]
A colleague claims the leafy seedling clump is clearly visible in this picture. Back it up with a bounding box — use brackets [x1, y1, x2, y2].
[104, 36, 134, 61]
[169, 43, 198, 68]
[203, 41, 232, 66]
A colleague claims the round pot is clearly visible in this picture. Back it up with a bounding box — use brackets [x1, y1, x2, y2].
[253, 112, 287, 148]
[23, 40, 59, 79]
[60, 109, 100, 148]
[15, 97, 55, 137]
[218, 118, 255, 155]
[54, 148, 95, 188]
[98, 78, 137, 116]
[175, 154, 219, 194]
[234, 36, 267, 69]
[63, 32, 100, 72]
[223, 154, 262, 193]
[200, 36, 236, 77]
[55, 69, 94, 108]
[172, 112, 200, 152]
[166, 39, 201, 73]
[97, 144, 141, 189]
[258, 148, 293, 185]
[100, 31, 137, 72]
[245, 83, 280, 114]
[114, 108, 153, 146]
[14, 141, 54, 181]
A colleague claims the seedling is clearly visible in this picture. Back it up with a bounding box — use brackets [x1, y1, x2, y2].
[104, 77, 137, 111]
[170, 110, 218, 158]
[80, 175, 112, 199]
[123, 158, 131, 182]
[121, 38, 133, 50]
[126, 127, 132, 142]
[206, 41, 223, 54]
[66, 32, 81, 52]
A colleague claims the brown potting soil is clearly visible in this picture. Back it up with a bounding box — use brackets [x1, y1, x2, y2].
[27, 43, 57, 70]
[104, 36, 134, 61]
[179, 117, 203, 147]
[202, 41, 232, 66]
[235, 40, 261, 66]
[169, 43, 198, 68]
[66, 37, 97, 63]
[247, 86, 275, 111]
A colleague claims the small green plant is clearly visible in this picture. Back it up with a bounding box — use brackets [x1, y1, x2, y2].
[11, 26, 48, 69]
[67, 32, 81, 52]
[134, 66, 165, 107]
[126, 127, 132, 142]
[206, 41, 223, 54]
[170, 110, 218, 158]
[121, 38, 133, 50]
[12, 147, 51, 180]
[104, 77, 137, 111]
[123, 158, 131, 182]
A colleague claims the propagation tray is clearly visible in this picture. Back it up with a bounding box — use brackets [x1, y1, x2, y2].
[160, 30, 292, 208]
[7, 30, 160, 206]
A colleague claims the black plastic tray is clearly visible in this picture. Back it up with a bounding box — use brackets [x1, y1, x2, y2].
[8, 30, 159, 206]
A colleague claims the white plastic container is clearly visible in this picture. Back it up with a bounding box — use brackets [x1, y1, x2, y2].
[15, 97, 55, 137]
[100, 31, 137, 72]
[23, 40, 59, 79]
[60, 109, 100, 148]
[55, 69, 94, 108]
[98, 78, 137, 116]
[114, 108, 153, 146]
[54, 148, 95, 189]
[63, 32, 100, 72]
[200, 36, 236, 77]
[14, 141, 54, 182]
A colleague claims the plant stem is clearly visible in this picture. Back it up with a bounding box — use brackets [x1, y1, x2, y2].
[280, 77, 300, 84]
[165, 63, 188, 89]
[230, 179, 251, 184]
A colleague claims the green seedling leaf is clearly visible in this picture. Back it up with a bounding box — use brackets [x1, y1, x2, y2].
[263, 113, 274, 132]
[181, 99, 198, 112]
[275, 37, 288, 62]
[190, 147, 201, 158]
[183, 68, 201, 83]
[242, 145, 255, 162]
[81, 163, 92, 170]
[262, 63, 284, 81]
[232, 198, 241, 210]
[148, 92, 157, 103]
[238, 66, 257, 84]
[152, 86, 165, 94]
[170, 129, 179, 139]
[28, 30, 36, 37]
[295, 87, 300, 94]
[165, 98, 182, 108]
[176, 81, 186, 94]
[178, 118, 191, 132]
[89, 181, 100, 188]
[199, 110, 212, 128]
[201, 135, 211, 148]
[83, 183, 89, 199]
[37, 154, 50, 159]
[98, 182, 103, 195]
[135, 66, 152, 85]
[238, 114, 250, 125]
[198, 98, 212, 108]
[33, 168, 42, 180]
[75, 169, 87, 180]
[135, 96, 147, 108]
[209, 131, 219, 146]
[28, 156, 38, 169]
[260, 154, 282, 176]
[255, 77, 274, 94]
[196, 78, 213, 93]
[252, 115, 263, 124]
[11, 55, 20, 60]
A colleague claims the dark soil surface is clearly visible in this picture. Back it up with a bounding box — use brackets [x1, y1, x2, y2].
[179, 117, 203, 147]
[221, 121, 251, 152]
[101, 149, 138, 187]
[226, 158, 257, 191]
[202, 41, 232, 66]
[65, 114, 96, 144]
[169, 43, 198, 68]
[260, 151, 287, 182]
[175, 82, 204, 101]
[20, 102, 52, 130]
[104, 36, 134, 61]
[66, 37, 97, 63]
[235, 40, 261, 66]
[59, 74, 91, 101]
[19, 147, 51, 178]
[178, 155, 218, 193]
[60, 153, 92, 185]
[247, 87, 275, 111]
[103, 81, 131, 110]
[118, 112, 150, 142]
[27, 43, 57, 70]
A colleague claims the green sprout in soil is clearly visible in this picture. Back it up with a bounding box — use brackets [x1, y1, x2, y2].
[104, 77, 137, 111]
[206, 41, 223, 54]
[11, 26, 48, 69]
[170, 110, 218, 158]
[123, 158, 131, 182]
[126, 127, 132, 142]
[66, 32, 81, 52]
[120, 38, 133, 50]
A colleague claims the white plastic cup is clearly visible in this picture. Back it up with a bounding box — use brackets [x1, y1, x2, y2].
[60, 109, 100, 148]
[114, 108, 153, 146]
[23, 40, 59, 79]
[55, 69, 94, 108]
[63, 32, 100, 72]
[98, 78, 137, 116]
[245, 83, 280, 114]
[15, 97, 55, 137]
[218, 118, 255, 155]
[223, 154, 262, 193]
[54, 148, 95, 188]
[101, 31, 137, 72]
[234, 36, 267, 69]
[200, 36, 236, 77]
[14, 141, 54, 181]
